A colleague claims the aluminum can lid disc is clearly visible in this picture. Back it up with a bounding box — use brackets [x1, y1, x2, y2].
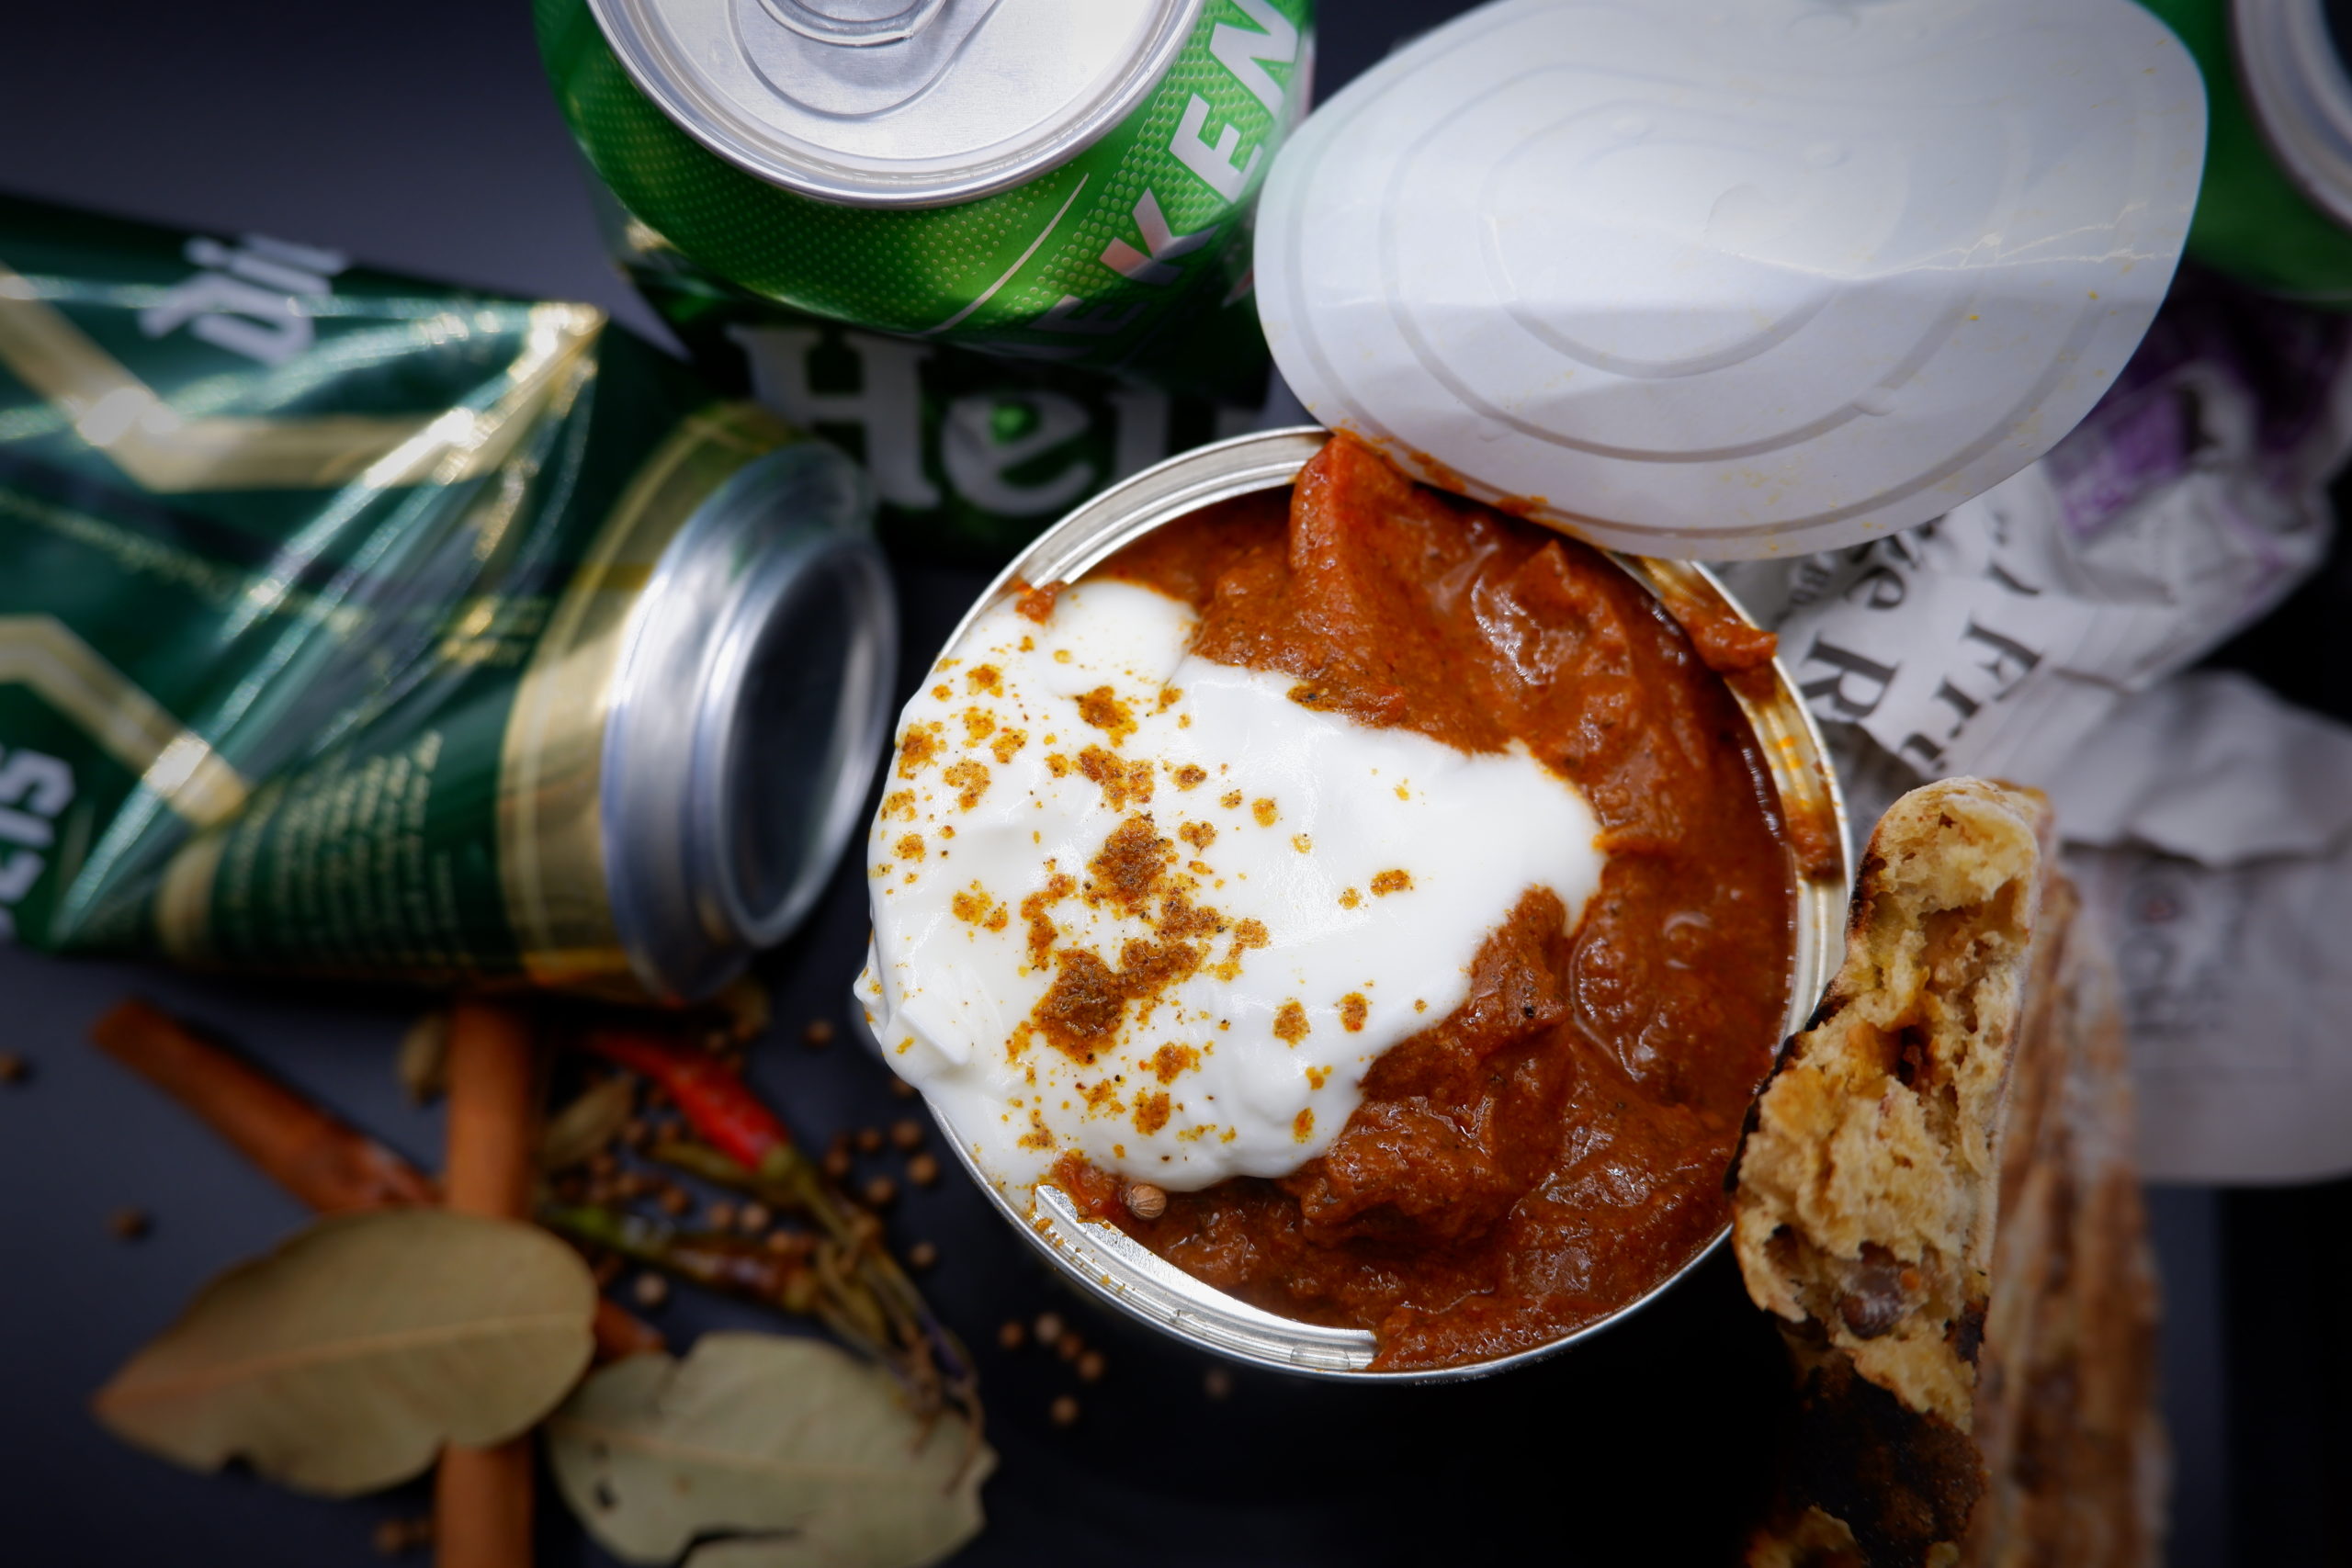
[586, 0, 1202, 206]
[2233, 0, 2352, 235]
[1253, 0, 2208, 560]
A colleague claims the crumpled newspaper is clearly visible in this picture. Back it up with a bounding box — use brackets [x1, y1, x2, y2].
[2059, 675, 2352, 1183]
[1723, 274, 2352, 1183]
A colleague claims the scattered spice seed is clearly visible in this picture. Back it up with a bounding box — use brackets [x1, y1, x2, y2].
[718, 976, 771, 1043]
[1034, 1311, 1065, 1348]
[1050, 1394, 1080, 1427]
[706, 1200, 737, 1232]
[1204, 1367, 1234, 1400]
[108, 1206, 151, 1241]
[656, 1185, 691, 1217]
[890, 1119, 924, 1151]
[888, 1077, 918, 1100]
[821, 1145, 853, 1181]
[587, 1150, 618, 1179]
[372, 1516, 432, 1557]
[394, 1011, 447, 1106]
[1077, 1349, 1105, 1383]
[998, 1320, 1026, 1350]
[1123, 1182, 1168, 1221]
[907, 1240, 938, 1270]
[801, 1019, 835, 1048]
[631, 1272, 670, 1309]
[854, 1126, 884, 1155]
[763, 1229, 807, 1257]
[0, 1050, 28, 1084]
[907, 1152, 941, 1188]
[862, 1175, 898, 1208]
[1057, 1333, 1083, 1363]
[621, 1117, 650, 1149]
[738, 1201, 773, 1234]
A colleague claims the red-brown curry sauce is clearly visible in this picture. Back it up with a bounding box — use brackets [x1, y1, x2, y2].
[1048, 434, 1798, 1370]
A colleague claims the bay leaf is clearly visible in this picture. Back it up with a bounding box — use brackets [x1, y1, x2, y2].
[540, 1076, 636, 1171]
[546, 1333, 991, 1568]
[93, 1208, 596, 1496]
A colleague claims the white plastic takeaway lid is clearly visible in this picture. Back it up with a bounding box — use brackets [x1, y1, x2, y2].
[1253, 0, 2209, 560]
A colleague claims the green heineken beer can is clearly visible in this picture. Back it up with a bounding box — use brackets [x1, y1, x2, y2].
[0, 194, 895, 1001]
[2138, 0, 2352, 301]
[535, 0, 1312, 402]
[594, 187, 1261, 562]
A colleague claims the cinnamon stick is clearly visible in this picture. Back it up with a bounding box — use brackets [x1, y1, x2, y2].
[91, 999, 438, 1212]
[87, 998, 662, 1364]
[436, 998, 542, 1568]
[440, 999, 541, 1217]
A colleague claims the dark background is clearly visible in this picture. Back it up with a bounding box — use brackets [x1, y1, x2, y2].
[1, 2, 2343, 1562]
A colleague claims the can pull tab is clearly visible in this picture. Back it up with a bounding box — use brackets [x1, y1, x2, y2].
[756, 0, 945, 46]
[737, 0, 1001, 116]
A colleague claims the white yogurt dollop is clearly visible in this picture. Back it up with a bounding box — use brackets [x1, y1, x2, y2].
[856, 579, 1608, 1196]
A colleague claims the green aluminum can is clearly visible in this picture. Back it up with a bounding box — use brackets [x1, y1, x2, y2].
[2138, 0, 2352, 301]
[535, 0, 1312, 402]
[597, 190, 1260, 563]
[0, 193, 895, 1000]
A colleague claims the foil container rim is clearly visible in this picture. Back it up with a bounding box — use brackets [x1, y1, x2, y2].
[914, 423, 1851, 1381]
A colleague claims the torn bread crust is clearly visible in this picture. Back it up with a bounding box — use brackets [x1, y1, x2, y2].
[1734, 778, 2055, 1431]
[1738, 778, 2165, 1568]
[1961, 875, 2166, 1568]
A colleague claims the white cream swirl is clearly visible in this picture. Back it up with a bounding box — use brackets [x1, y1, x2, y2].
[856, 579, 1608, 1195]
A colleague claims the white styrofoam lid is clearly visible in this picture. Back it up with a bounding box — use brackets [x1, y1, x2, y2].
[1254, 0, 2207, 560]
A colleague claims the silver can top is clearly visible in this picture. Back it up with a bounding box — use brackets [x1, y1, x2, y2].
[2233, 0, 2352, 233]
[603, 441, 898, 1001]
[586, 0, 1205, 207]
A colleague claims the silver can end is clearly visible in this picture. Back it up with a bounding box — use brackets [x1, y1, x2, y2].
[605, 441, 897, 1000]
